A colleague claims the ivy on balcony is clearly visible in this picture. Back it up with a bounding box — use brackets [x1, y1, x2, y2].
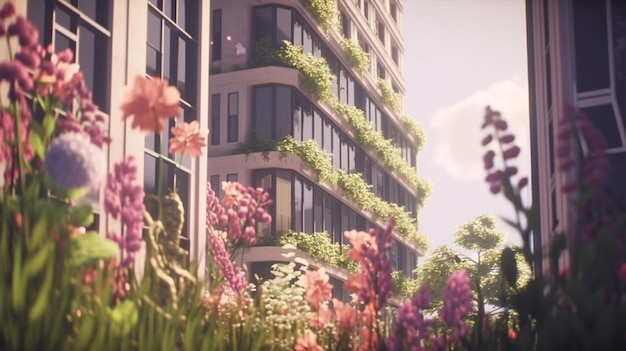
[400, 114, 427, 153]
[277, 136, 429, 251]
[278, 41, 336, 103]
[377, 78, 402, 114]
[299, 0, 338, 35]
[340, 37, 369, 76]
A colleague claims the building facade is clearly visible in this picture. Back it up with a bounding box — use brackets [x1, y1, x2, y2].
[22, 0, 212, 274]
[526, 0, 626, 276]
[207, 0, 427, 295]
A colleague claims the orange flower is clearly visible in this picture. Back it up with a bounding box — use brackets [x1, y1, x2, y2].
[169, 120, 206, 157]
[299, 268, 333, 306]
[332, 298, 358, 332]
[120, 76, 180, 133]
[294, 331, 323, 351]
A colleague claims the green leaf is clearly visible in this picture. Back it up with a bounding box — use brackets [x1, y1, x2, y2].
[68, 204, 94, 227]
[108, 300, 139, 336]
[28, 130, 46, 160]
[43, 112, 57, 138]
[67, 231, 119, 266]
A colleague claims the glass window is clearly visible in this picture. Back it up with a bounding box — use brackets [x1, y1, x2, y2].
[548, 120, 554, 175]
[573, 0, 609, 92]
[293, 176, 303, 232]
[340, 135, 348, 170]
[227, 173, 238, 182]
[211, 93, 220, 145]
[293, 94, 303, 142]
[341, 12, 350, 38]
[276, 7, 292, 44]
[377, 22, 385, 44]
[227, 92, 239, 142]
[324, 194, 334, 236]
[211, 9, 222, 61]
[581, 104, 622, 149]
[323, 119, 333, 154]
[275, 86, 293, 140]
[276, 171, 292, 232]
[253, 6, 273, 41]
[348, 142, 356, 173]
[303, 182, 314, 234]
[210, 175, 220, 196]
[254, 86, 273, 139]
[313, 109, 323, 146]
[293, 17, 303, 46]
[333, 127, 341, 169]
[302, 100, 313, 141]
[303, 28, 313, 54]
[314, 188, 324, 232]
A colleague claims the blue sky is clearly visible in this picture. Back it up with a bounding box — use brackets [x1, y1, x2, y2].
[402, 0, 530, 257]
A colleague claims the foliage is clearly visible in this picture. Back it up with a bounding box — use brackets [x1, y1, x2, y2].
[400, 113, 427, 153]
[233, 129, 277, 161]
[278, 41, 335, 103]
[277, 136, 429, 251]
[391, 270, 421, 299]
[335, 104, 432, 210]
[340, 37, 369, 76]
[275, 231, 358, 273]
[377, 79, 402, 114]
[248, 37, 284, 68]
[415, 215, 531, 314]
[299, 0, 338, 35]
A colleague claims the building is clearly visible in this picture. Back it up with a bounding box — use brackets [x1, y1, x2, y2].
[207, 0, 428, 296]
[18, 0, 427, 298]
[23, 0, 212, 274]
[526, 0, 626, 277]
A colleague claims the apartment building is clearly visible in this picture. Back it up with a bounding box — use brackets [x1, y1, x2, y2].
[526, 0, 626, 276]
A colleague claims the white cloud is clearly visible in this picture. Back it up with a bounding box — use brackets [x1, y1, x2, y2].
[430, 74, 530, 181]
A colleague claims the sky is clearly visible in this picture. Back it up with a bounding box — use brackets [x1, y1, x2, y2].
[402, 0, 530, 257]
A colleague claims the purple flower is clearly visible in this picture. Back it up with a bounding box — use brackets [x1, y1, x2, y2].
[0, 2, 16, 20]
[207, 228, 247, 295]
[439, 269, 473, 343]
[502, 145, 520, 160]
[104, 156, 145, 269]
[45, 132, 105, 189]
[387, 285, 433, 351]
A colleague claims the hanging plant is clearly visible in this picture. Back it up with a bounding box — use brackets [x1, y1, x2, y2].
[340, 37, 369, 76]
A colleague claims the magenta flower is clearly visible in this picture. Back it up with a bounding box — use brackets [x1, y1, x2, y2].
[439, 269, 473, 343]
[387, 285, 433, 351]
[104, 156, 145, 269]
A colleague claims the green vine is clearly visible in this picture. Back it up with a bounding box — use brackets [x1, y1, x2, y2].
[391, 271, 420, 299]
[299, 0, 338, 35]
[249, 37, 285, 68]
[340, 37, 369, 77]
[335, 104, 432, 210]
[279, 41, 335, 103]
[377, 79, 402, 114]
[400, 114, 427, 153]
[277, 136, 430, 251]
[274, 231, 358, 273]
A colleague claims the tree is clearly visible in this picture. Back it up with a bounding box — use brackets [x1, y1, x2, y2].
[414, 214, 530, 313]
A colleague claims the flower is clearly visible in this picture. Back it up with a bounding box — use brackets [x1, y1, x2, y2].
[120, 75, 180, 133]
[45, 132, 105, 189]
[387, 285, 433, 351]
[299, 268, 333, 307]
[439, 269, 473, 343]
[169, 120, 206, 157]
[104, 156, 145, 269]
[294, 331, 324, 351]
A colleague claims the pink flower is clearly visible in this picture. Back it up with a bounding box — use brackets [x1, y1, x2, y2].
[169, 120, 206, 157]
[120, 76, 180, 133]
[299, 268, 333, 307]
[295, 331, 324, 351]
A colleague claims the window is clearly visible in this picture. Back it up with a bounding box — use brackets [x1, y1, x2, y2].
[226, 173, 238, 182]
[378, 63, 386, 79]
[211, 9, 222, 61]
[28, 0, 111, 113]
[210, 175, 220, 196]
[253, 84, 294, 141]
[377, 21, 385, 44]
[145, 0, 199, 246]
[211, 93, 220, 144]
[573, 0, 609, 92]
[227, 92, 239, 142]
[364, 0, 369, 20]
[391, 46, 399, 66]
[341, 12, 350, 38]
[390, 1, 398, 23]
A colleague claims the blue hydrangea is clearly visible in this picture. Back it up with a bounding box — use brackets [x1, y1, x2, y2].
[45, 132, 105, 189]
